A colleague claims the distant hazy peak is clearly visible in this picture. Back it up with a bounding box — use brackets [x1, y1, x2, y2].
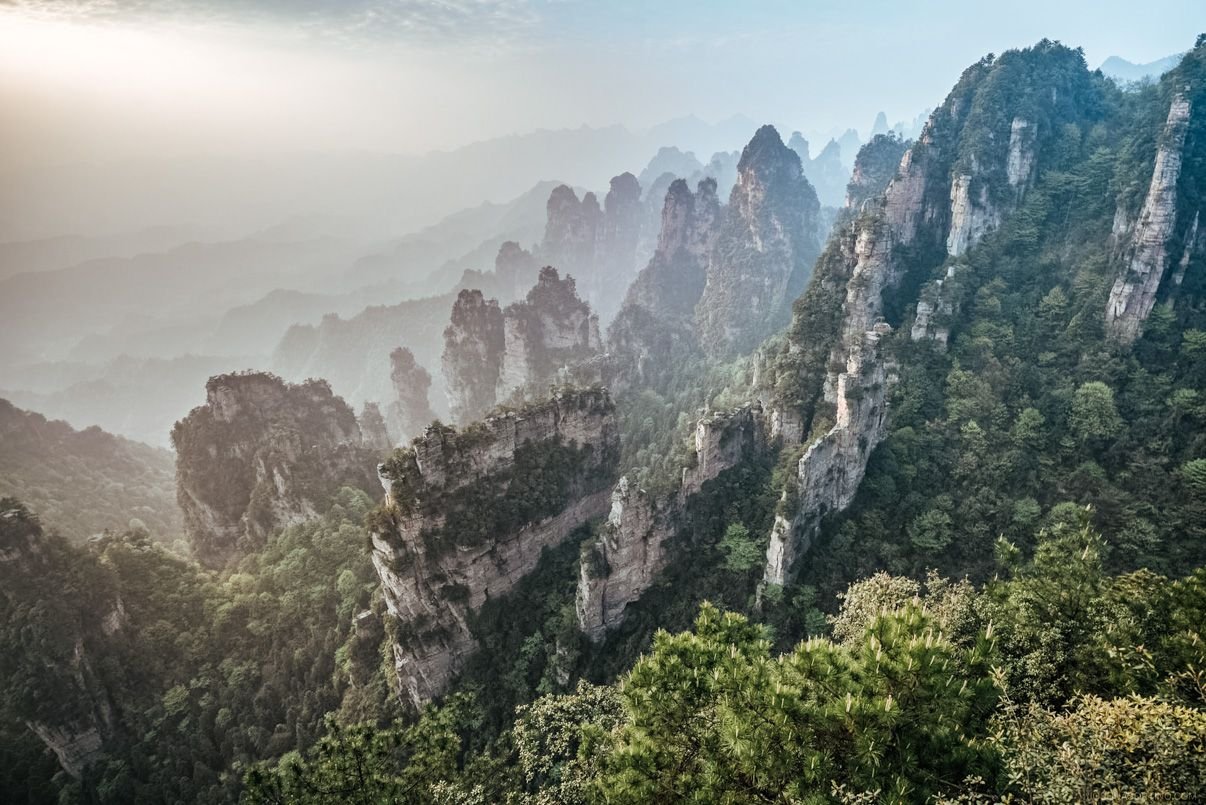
[1098, 52, 1185, 83]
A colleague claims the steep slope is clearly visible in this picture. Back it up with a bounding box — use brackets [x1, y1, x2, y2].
[697, 125, 823, 357]
[0, 501, 124, 777]
[607, 177, 721, 386]
[172, 373, 380, 567]
[762, 39, 1206, 589]
[442, 269, 603, 423]
[370, 389, 620, 707]
[0, 399, 181, 542]
[763, 41, 1108, 584]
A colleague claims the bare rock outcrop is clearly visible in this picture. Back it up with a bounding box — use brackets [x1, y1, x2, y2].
[496, 267, 602, 404]
[442, 290, 505, 424]
[359, 402, 393, 452]
[763, 43, 1096, 586]
[370, 389, 619, 707]
[537, 176, 645, 325]
[576, 404, 766, 639]
[608, 178, 721, 385]
[697, 125, 824, 357]
[172, 372, 379, 567]
[765, 328, 893, 583]
[1106, 94, 1193, 343]
[389, 346, 436, 443]
[443, 269, 604, 422]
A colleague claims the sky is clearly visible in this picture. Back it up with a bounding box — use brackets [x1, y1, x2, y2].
[1, 0, 1203, 170]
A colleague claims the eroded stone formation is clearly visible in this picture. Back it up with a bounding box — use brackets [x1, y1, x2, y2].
[1106, 94, 1195, 343]
[441, 290, 505, 425]
[575, 404, 767, 640]
[537, 174, 646, 325]
[607, 177, 721, 386]
[359, 402, 393, 452]
[442, 269, 603, 423]
[389, 346, 436, 443]
[172, 372, 379, 567]
[697, 125, 823, 357]
[369, 389, 619, 707]
[762, 43, 1094, 585]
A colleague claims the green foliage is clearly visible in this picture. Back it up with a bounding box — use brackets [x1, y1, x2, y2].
[513, 681, 622, 804]
[994, 695, 1206, 804]
[0, 399, 182, 546]
[1069, 381, 1123, 442]
[243, 695, 478, 805]
[595, 602, 998, 803]
[718, 523, 761, 573]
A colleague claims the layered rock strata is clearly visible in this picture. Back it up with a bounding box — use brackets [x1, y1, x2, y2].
[389, 346, 437, 442]
[697, 125, 823, 357]
[576, 404, 767, 640]
[1105, 94, 1193, 343]
[172, 372, 379, 567]
[370, 389, 619, 707]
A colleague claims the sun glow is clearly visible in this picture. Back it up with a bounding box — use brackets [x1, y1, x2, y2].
[0, 11, 221, 95]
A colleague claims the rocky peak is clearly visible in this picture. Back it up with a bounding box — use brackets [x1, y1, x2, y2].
[359, 402, 393, 452]
[172, 372, 378, 567]
[370, 389, 620, 707]
[497, 267, 603, 403]
[441, 290, 505, 424]
[652, 177, 721, 268]
[763, 41, 1106, 585]
[1106, 93, 1194, 343]
[788, 131, 810, 162]
[492, 240, 540, 301]
[845, 133, 910, 211]
[537, 177, 645, 325]
[696, 124, 823, 357]
[389, 347, 437, 442]
[871, 111, 890, 137]
[576, 404, 767, 640]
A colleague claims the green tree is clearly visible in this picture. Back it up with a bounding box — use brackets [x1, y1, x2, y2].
[595, 602, 998, 803]
[1068, 381, 1122, 443]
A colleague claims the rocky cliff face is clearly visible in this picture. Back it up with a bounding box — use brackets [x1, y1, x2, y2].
[443, 270, 604, 422]
[697, 125, 823, 357]
[576, 404, 766, 640]
[763, 43, 1100, 584]
[537, 176, 645, 325]
[845, 134, 911, 211]
[607, 178, 721, 385]
[497, 267, 602, 403]
[172, 372, 379, 567]
[1106, 94, 1194, 343]
[358, 402, 393, 451]
[764, 327, 893, 584]
[0, 500, 119, 777]
[369, 389, 619, 707]
[441, 290, 505, 424]
[389, 347, 436, 443]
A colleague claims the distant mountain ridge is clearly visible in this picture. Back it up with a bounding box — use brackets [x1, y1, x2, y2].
[1099, 52, 1185, 82]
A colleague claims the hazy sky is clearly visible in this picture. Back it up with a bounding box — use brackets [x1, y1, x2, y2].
[1, 0, 1202, 170]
